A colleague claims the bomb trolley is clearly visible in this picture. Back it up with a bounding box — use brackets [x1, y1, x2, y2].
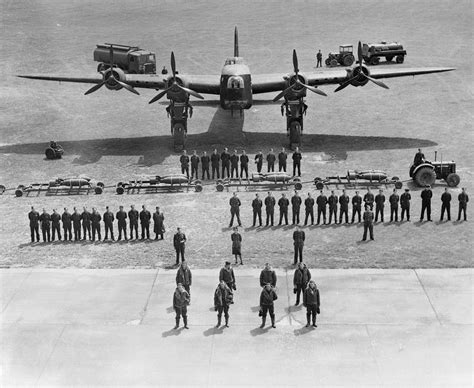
[216, 172, 303, 192]
[116, 174, 203, 194]
[15, 177, 104, 197]
[314, 170, 403, 190]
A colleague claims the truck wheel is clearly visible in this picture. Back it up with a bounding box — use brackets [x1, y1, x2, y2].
[343, 55, 354, 66]
[369, 56, 380, 65]
[414, 166, 436, 187]
[45, 148, 56, 160]
[386, 55, 394, 62]
[396, 55, 404, 64]
[330, 59, 338, 67]
[446, 173, 460, 187]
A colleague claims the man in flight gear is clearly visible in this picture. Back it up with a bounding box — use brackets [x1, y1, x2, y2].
[221, 147, 231, 178]
[278, 193, 290, 225]
[71, 208, 82, 241]
[278, 147, 288, 172]
[457, 188, 469, 221]
[291, 190, 302, 225]
[139, 205, 151, 239]
[389, 189, 400, 222]
[304, 193, 315, 225]
[190, 150, 200, 180]
[327, 191, 338, 225]
[230, 150, 239, 178]
[316, 190, 327, 225]
[420, 185, 433, 222]
[214, 280, 233, 328]
[374, 189, 386, 223]
[173, 283, 190, 329]
[201, 151, 210, 180]
[303, 280, 320, 327]
[292, 147, 302, 177]
[81, 207, 92, 240]
[400, 188, 411, 222]
[259, 283, 278, 328]
[339, 189, 350, 224]
[240, 150, 249, 179]
[266, 148, 276, 172]
[440, 187, 452, 221]
[252, 193, 263, 227]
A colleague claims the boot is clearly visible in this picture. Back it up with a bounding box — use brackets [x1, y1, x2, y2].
[216, 316, 221, 328]
[306, 314, 311, 327]
[312, 319, 317, 328]
[260, 317, 266, 328]
[225, 317, 229, 328]
[271, 316, 276, 328]
[183, 316, 189, 329]
[174, 317, 180, 330]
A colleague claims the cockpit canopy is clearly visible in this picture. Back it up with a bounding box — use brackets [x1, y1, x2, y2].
[227, 76, 244, 89]
[224, 57, 245, 66]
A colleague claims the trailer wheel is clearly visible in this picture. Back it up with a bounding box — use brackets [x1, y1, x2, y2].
[15, 188, 24, 197]
[396, 55, 404, 63]
[45, 148, 56, 160]
[391, 176, 400, 181]
[216, 179, 223, 185]
[194, 184, 203, 192]
[0, 185, 5, 194]
[97, 182, 104, 188]
[94, 186, 103, 195]
[294, 182, 303, 190]
[386, 55, 394, 62]
[414, 166, 436, 187]
[216, 183, 225, 192]
[116, 186, 125, 195]
[315, 182, 324, 190]
[395, 181, 403, 189]
[446, 173, 460, 187]
[194, 180, 202, 185]
[370, 56, 380, 65]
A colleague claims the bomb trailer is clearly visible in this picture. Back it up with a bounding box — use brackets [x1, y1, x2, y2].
[116, 174, 203, 194]
[14, 177, 104, 197]
[314, 170, 403, 190]
[216, 172, 303, 192]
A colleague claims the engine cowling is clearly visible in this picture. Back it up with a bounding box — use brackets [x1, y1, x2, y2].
[284, 73, 308, 99]
[103, 67, 126, 90]
[346, 66, 370, 87]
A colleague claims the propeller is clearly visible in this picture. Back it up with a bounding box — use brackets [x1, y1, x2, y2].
[85, 45, 140, 96]
[149, 52, 204, 104]
[273, 49, 327, 102]
[334, 41, 389, 93]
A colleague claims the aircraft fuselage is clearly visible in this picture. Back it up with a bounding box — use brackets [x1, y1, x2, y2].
[219, 57, 252, 110]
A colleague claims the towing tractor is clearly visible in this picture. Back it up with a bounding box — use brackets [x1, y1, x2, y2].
[325, 45, 355, 67]
[362, 42, 406, 65]
[410, 151, 460, 187]
[94, 43, 156, 74]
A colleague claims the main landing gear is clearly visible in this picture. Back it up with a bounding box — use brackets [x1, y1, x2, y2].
[281, 98, 307, 150]
[166, 100, 193, 152]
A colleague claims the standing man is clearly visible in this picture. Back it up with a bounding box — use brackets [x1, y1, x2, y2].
[413, 148, 425, 166]
[252, 193, 263, 227]
[374, 189, 386, 223]
[293, 225, 305, 265]
[278, 193, 290, 225]
[304, 193, 315, 225]
[62, 207, 72, 241]
[230, 149, 239, 178]
[211, 149, 221, 179]
[303, 280, 320, 328]
[291, 190, 302, 225]
[362, 205, 374, 241]
[316, 190, 328, 225]
[219, 261, 236, 290]
[316, 50, 322, 68]
[440, 188, 452, 221]
[338, 189, 350, 224]
[229, 192, 242, 227]
[240, 150, 249, 179]
[91, 207, 102, 241]
[255, 151, 264, 173]
[51, 208, 61, 241]
[39, 208, 51, 243]
[190, 150, 200, 180]
[214, 280, 233, 328]
[278, 147, 288, 172]
[173, 283, 190, 330]
[28, 206, 40, 243]
[176, 261, 192, 295]
[81, 207, 92, 240]
[457, 188, 469, 221]
[221, 147, 231, 178]
[400, 188, 412, 222]
[103, 206, 115, 241]
[139, 205, 151, 239]
[328, 190, 338, 225]
[364, 188, 374, 210]
[259, 284, 278, 328]
[231, 228, 243, 265]
[116, 205, 128, 241]
[153, 206, 165, 240]
[351, 190, 362, 223]
[201, 151, 210, 180]
[128, 205, 139, 240]
[292, 147, 302, 177]
[180, 150, 190, 178]
[266, 148, 276, 172]
[420, 185, 433, 222]
[71, 208, 82, 241]
[293, 263, 311, 306]
[265, 191, 276, 226]
[389, 189, 400, 222]
[173, 227, 187, 264]
[260, 263, 277, 287]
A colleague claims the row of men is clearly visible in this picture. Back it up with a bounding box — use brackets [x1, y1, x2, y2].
[227, 187, 470, 227]
[179, 147, 303, 180]
[173, 261, 319, 329]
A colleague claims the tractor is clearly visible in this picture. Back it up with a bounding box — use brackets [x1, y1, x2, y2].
[409, 151, 460, 187]
[325, 45, 355, 67]
[45, 141, 64, 160]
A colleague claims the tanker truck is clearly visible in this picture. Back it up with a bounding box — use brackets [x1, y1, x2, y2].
[362, 42, 406, 65]
[94, 43, 156, 74]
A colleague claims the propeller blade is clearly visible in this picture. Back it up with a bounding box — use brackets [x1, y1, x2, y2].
[171, 51, 176, 81]
[301, 83, 327, 97]
[84, 81, 105, 95]
[178, 85, 204, 99]
[116, 80, 140, 95]
[366, 76, 389, 89]
[272, 84, 294, 102]
[148, 88, 170, 104]
[292, 49, 299, 74]
[357, 41, 363, 67]
[334, 81, 351, 93]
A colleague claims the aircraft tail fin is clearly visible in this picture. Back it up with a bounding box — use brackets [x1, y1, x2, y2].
[234, 26, 239, 57]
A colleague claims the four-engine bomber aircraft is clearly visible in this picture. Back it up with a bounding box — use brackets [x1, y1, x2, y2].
[19, 27, 454, 150]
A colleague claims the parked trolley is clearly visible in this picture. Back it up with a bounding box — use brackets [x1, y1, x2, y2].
[216, 172, 303, 192]
[314, 170, 402, 190]
[116, 174, 203, 194]
[15, 177, 104, 197]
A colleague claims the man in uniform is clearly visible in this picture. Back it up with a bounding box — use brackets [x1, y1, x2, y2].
[278, 147, 288, 172]
[39, 208, 51, 243]
[91, 207, 102, 241]
[374, 189, 386, 223]
[240, 150, 249, 179]
[351, 190, 362, 223]
[316, 190, 328, 225]
[303, 280, 320, 328]
[304, 192, 315, 225]
[420, 185, 433, 222]
[389, 189, 400, 222]
[153, 206, 165, 240]
[278, 193, 290, 225]
[413, 148, 425, 166]
[293, 225, 305, 265]
[364, 188, 374, 210]
[211, 149, 220, 179]
[229, 192, 242, 227]
[28, 206, 40, 242]
[328, 190, 338, 224]
[139, 205, 151, 239]
[400, 188, 412, 222]
[190, 150, 200, 179]
[260, 263, 277, 288]
[252, 193, 263, 227]
[61, 207, 72, 241]
[266, 148, 276, 172]
[259, 283, 278, 328]
[173, 283, 190, 329]
[81, 207, 91, 240]
[214, 280, 233, 328]
[161, 66, 168, 75]
[201, 151, 210, 180]
[176, 260, 192, 295]
[230, 149, 239, 178]
[221, 147, 231, 178]
[293, 263, 311, 306]
[255, 150, 264, 173]
[339, 189, 350, 224]
[51, 208, 61, 241]
[440, 187, 452, 221]
[219, 261, 236, 291]
[458, 188, 469, 221]
[173, 227, 186, 264]
[128, 205, 139, 240]
[116, 205, 128, 240]
[180, 149, 190, 178]
[362, 205, 374, 241]
[316, 50, 322, 68]
[292, 146, 302, 177]
[265, 191, 276, 226]
[103, 206, 115, 241]
[71, 207, 82, 241]
[291, 190, 302, 225]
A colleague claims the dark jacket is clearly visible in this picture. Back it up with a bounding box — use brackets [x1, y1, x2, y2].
[51, 212, 61, 225]
[91, 212, 101, 225]
[71, 212, 82, 227]
[293, 267, 311, 286]
[221, 151, 230, 165]
[219, 267, 236, 289]
[293, 230, 305, 246]
[266, 153, 276, 164]
[316, 195, 327, 208]
[214, 284, 233, 308]
[230, 154, 239, 166]
[260, 269, 277, 287]
[400, 192, 411, 208]
[291, 195, 302, 209]
[176, 266, 192, 286]
[352, 195, 362, 208]
[139, 210, 151, 225]
[364, 192, 375, 206]
[363, 210, 374, 225]
[441, 192, 451, 203]
[116, 210, 127, 226]
[260, 287, 278, 306]
[328, 195, 338, 209]
[191, 155, 199, 167]
[278, 152, 287, 164]
[375, 194, 386, 207]
[211, 153, 221, 166]
[292, 152, 302, 163]
[180, 154, 189, 166]
[173, 288, 190, 309]
[128, 209, 139, 224]
[201, 155, 210, 167]
[229, 197, 241, 209]
[303, 286, 320, 307]
[81, 211, 91, 225]
[28, 210, 40, 226]
[240, 154, 249, 166]
[173, 232, 186, 248]
[252, 198, 263, 211]
[305, 197, 315, 210]
[421, 189, 433, 203]
[61, 211, 72, 226]
[389, 194, 399, 207]
[39, 212, 51, 228]
[339, 194, 349, 209]
[458, 193, 469, 205]
[265, 196, 276, 209]
[103, 211, 114, 225]
[278, 197, 289, 210]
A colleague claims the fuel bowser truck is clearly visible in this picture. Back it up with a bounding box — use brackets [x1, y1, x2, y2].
[93, 43, 156, 74]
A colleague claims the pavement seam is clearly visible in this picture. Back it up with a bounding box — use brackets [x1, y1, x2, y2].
[35, 324, 67, 385]
[1, 268, 33, 314]
[139, 267, 160, 325]
[365, 324, 383, 386]
[413, 269, 443, 326]
[285, 267, 294, 326]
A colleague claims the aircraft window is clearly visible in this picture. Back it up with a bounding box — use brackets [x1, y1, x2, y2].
[227, 76, 243, 89]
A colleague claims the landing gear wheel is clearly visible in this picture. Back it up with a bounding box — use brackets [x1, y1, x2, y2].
[446, 173, 460, 187]
[343, 55, 354, 66]
[370, 56, 380, 65]
[396, 55, 404, 63]
[172, 123, 186, 152]
[414, 167, 436, 187]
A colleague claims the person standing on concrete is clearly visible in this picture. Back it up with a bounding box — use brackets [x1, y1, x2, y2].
[293, 263, 311, 306]
[173, 283, 190, 329]
[103, 206, 115, 241]
[260, 263, 277, 288]
[265, 191, 276, 226]
[214, 280, 233, 328]
[71, 207, 82, 241]
[351, 191, 362, 223]
[28, 206, 40, 243]
[51, 208, 61, 241]
[81, 207, 92, 240]
[190, 150, 200, 180]
[316, 50, 323, 68]
[140, 205, 151, 239]
[420, 185, 433, 222]
[116, 205, 128, 241]
[400, 188, 411, 222]
[219, 261, 236, 290]
[266, 148, 276, 172]
[316, 190, 327, 225]
[173, 227, 187, 264]
[304, 192, 315, 225]
[291, 190, 302, 225]
[153, 206, 165, 240]
[211, 149, 221, 179]
[201, 151, 210, 180]
[457, 188, 469, 221]
[374, 189, 386, 223]
[91, 207, 101, 241]
[259, 283, 278, 328]
[338, 189, 350, 224]
[231, 227, 243, 265]
[221, 147, 231, 178]
[389, 189, 400, 222]
[128, 205, 139, 240]
[278, 147, 288, 172]
[252, 193, 263, 227]
[176, 261, 192, 295]
[229, 192, 242, 227]
[255, 151, 264, 173]
[180, 150, 190, 178]
[240, 150, 249, 179]
[278, 193, 290, 225]
[62, 207, 72, 241]
[293, 225, 305, 265]
[362, 205, 374, 241]
[303, 280, 320, 327]
[327, 190, 338, 225]
[440, 187, 452, 221]
[39, 208, 51, 243]
[292, 147, 302, 177]
[230, 150, 239, 178]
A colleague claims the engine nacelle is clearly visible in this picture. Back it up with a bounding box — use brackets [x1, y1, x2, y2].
[284, 73, 308, 100]
[347, 66, 370, 87]
[103, 67, 126, 90]
[165, 76, 189, 102]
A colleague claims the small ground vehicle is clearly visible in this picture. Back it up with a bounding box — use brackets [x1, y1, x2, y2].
[362, 42, 406, 65]
[94, 43, 156, 74]
[409, 152, 460, 187]
[45, 141, 64, 159]
[325, 45, 355, 67]
[15, 177, 104, 197]
[116, 174, 202, 194]
[314, 170, 402, 190]
[216, 172, 302, 192]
